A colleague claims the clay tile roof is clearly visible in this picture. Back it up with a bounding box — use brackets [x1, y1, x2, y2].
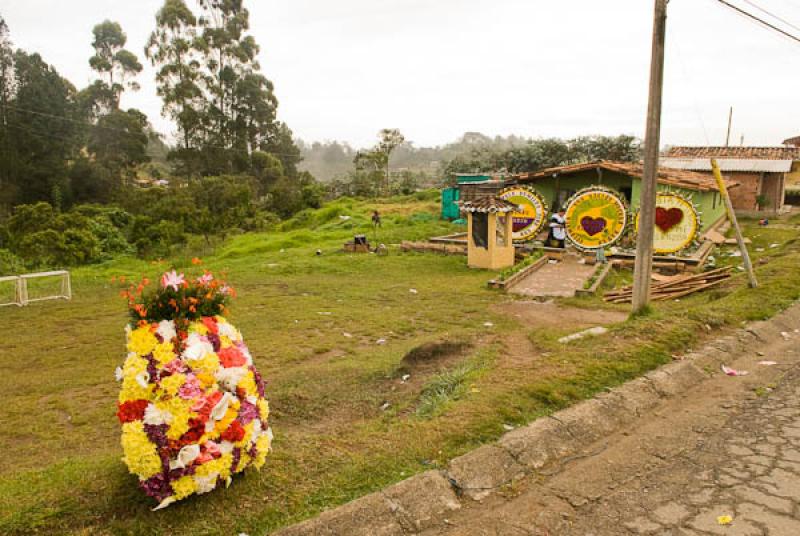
[782, 136, 800, 147]
[515, 161, 738, 192]
[459, 196, 519, 214]
[665, 146, 800, 160]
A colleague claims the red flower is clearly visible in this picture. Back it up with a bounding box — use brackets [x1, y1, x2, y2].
[202, 316, 219, 335]
[117, 400, 149, 423]
[218, 346, 246, 368]
[221, 420, 246, 443]
[178, 418, 206, 447]
[192, 391, 223, 420]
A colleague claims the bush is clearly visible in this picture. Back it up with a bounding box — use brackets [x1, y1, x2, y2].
[0, 249, 24, 275]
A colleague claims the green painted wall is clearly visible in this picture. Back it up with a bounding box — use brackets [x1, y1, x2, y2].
[520, 170, 724, 232]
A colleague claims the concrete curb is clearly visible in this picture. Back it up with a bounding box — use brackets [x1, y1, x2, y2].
[272, 302, 800, 535]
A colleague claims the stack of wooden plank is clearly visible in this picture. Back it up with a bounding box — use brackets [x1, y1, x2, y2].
[603, 267, 732, 304]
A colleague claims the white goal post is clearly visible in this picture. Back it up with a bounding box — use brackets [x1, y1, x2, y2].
[0, 271, 72, 307]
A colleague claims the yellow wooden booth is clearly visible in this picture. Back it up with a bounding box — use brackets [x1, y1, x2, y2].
[460, 196, 518, 270]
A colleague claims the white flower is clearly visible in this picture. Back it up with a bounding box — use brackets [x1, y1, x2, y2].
[252, 419, 262, 437]
[156, 320, 177, 342]
[218, 440, 235, 455]
[239, 345, 254, 366]
[194, 474, 218, 494]
[169, 444, 200, 470]
[182, 333, 213, 361]
[218, 322, 239, 341]
[135, 371, 150, 389]
[114, 366, 124, 382]
[143, 403, 174, 426]
[211, 392, 234, 421]
[215, 367, 247, 393]
[152, 496, 176, 511]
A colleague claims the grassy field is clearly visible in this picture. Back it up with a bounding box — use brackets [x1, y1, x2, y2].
[2, 195, 800, 535]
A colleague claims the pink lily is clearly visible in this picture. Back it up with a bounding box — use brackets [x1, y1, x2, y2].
[161, 270, 185, 291]
[197, 272, 214, 286]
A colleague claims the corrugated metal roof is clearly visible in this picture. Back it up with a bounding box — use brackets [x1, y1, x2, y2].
[661, 158, 792, 173]
[665, 146, 800, 160]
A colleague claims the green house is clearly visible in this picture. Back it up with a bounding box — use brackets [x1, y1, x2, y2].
[515, 161, 736, 232]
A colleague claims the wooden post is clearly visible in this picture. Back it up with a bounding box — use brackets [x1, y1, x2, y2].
[632, 0, 669, 312]
[711, 158, 758, 288]
[725, 107, 733, 147]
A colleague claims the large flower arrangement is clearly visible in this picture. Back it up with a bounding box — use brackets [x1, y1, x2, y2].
[116, 268, 272, 510]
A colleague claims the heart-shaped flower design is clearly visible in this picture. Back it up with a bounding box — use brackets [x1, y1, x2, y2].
[655, 207, 684, 233]
[580, 216, 607, 237]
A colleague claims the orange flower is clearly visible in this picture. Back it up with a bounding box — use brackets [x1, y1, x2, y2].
[192, 257, 203, 265]
[119, 276, 126, 284]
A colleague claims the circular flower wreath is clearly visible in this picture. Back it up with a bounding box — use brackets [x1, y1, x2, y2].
[115, 268, 272, 510]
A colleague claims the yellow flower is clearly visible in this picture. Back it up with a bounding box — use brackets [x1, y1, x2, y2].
[195, 453, 234, 481]
[118, 354, 152, 403]
[120, 422, 162, 479]
[196, 372, 216, 389]
[237, 371, 258, 398]
[192, 352, 220, 376]
[235, 421, 255, 448]
[219, 336, 233, 349]
[189, 321, 208, 335]
[257, 399, 270, 421]
[171, 475, 198, 500]
[252, 431, 272, 469]
[213, 401, 241, 435]
[236, 451, 251, 473]
[159, 373, 186, 398]
[152, 342, 176, 367]
[127, 326, 158, 356]
[162, 397, 194, 440]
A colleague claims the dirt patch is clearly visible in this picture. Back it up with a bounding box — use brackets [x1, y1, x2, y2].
[494, 300, 628, 331]
[401, 341, 470, 368]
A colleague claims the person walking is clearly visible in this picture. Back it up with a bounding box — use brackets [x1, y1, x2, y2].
[372, 210, 382, 228]
[548, 209, 567, 249]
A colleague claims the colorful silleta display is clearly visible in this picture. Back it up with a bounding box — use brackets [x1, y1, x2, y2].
[635, 192, 699, 255]
[116, 269, 272, 509]
[563, 186, 628, 250]
[498, 186, 548, 242]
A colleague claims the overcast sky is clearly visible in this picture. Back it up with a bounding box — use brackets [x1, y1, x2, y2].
[3, 0, 799, 149]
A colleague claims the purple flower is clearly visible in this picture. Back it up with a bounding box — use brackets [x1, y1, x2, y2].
[207, 333, 221, 352]
[238, 400, 258, 425]
[140, 473, 172, 502]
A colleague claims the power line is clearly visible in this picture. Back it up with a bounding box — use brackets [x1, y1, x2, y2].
[714, 0, 800, 44]
[740, 0, 800, 33]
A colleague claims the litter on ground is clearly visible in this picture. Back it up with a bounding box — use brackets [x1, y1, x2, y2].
[721, 364, 749, 377]
[558, 326, 608, 344]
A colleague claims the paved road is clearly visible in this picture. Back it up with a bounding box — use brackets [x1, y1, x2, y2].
[420, 325, 800, 535]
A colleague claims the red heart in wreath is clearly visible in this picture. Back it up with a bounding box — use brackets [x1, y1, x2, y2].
[655, 207, 684, 233]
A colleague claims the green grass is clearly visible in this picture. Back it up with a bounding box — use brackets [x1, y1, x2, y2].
[2, 200, 800, 535]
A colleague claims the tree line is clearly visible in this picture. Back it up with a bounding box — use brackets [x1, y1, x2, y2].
[0, 2, 326, 272]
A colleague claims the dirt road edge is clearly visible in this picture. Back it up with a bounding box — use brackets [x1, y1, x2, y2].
[273, 301, 800, 536]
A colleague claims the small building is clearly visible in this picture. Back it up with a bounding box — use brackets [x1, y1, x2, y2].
[515, 161, 736, 232]
[460, 196, 517, 270]
[662, 146, 800, 212]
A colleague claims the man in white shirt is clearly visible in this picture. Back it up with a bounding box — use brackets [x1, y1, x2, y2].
[549, 209, 567, 249]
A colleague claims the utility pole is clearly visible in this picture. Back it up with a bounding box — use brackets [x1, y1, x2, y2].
[725, 107, 733, 147]
[632, 0, 669, 313]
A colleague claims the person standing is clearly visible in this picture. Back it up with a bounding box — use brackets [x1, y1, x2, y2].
[372, 210, 382, 228]
[549, 209, 567, 249]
